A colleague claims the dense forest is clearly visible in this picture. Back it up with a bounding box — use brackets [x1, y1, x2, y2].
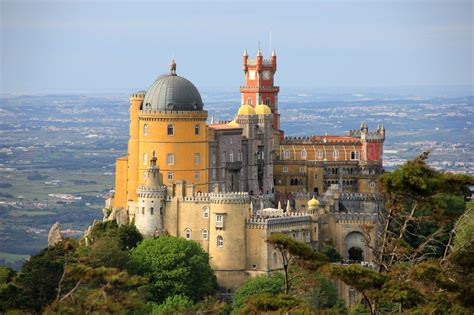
[1, 154, 473, 314]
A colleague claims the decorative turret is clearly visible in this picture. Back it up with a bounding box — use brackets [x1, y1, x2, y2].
[271, 49, 277, 71]
[307, 197, 320, 212]
[135, 157, 167, 237]
[243, 49, 248, 72]
[170, 59, 177, 76]
[256, 48, 263, 71]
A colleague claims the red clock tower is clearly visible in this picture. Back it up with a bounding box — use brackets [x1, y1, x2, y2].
[241, 48, 282, 136]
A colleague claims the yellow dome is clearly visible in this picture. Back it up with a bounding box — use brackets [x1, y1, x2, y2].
[308, 197, 320, 208]
[255, 104, 272, 115]
[227, 119, 240, 127]
[237, 104, 256, 116]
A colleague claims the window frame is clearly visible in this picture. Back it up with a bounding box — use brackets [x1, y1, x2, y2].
[167, 124, 174, 136]
[167, 153, 175, 165]
[184, 228, 191, 240]
[202, 229, 208, 240]
[217, 235, 224, 247]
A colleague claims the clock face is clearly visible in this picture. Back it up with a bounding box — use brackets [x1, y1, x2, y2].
[262, 70, 272, 80]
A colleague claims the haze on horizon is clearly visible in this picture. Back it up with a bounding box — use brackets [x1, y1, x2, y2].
[1, 0, 473, 94]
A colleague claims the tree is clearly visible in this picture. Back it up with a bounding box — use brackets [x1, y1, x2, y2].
[117, 223, 143, 250]
[14, 240, 76, 313]
[267, 233, 328, 294]
[130, 236, 217, 303]
[376, 153, 473, 271]
[232, 273, 284, 312]
[238, 292, 308, 314]
[150, 295, 194, 315]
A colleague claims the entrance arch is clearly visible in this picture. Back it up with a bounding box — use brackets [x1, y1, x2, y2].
[344, 231, 367, 261]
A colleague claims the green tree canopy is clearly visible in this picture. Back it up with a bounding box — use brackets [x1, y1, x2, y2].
[232, 273, 284, 312]
[130, 236, 217, 303]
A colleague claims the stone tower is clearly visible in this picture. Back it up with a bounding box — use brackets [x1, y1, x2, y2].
[135, 156, 167, 237]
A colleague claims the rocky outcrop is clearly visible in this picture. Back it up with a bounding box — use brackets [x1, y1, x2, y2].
[48, 222, 63, 247]
[105, 207, 128, 226]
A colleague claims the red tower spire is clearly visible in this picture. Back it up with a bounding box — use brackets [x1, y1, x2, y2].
[240, 48, 281, 134]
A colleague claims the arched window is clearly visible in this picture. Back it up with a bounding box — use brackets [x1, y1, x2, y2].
[143, 153, 148, 165]
[202, 229, 208, 240]
[217, 235, 224, 247]
[333, 150, 339, 159]
[167, 124, 174, 136]
[301, 150, 307, 159]
[194, 124, 200, 135]
[143, 124, 148, 135]
[317, 150, 323, 159]
[184, 228, 191, 240]
[266, 98, 271, 106]
[167, 172, 173, 180]
[350, 151, 356, 160]
[284, 150, 290, 159]
[202, 207, 209, 218]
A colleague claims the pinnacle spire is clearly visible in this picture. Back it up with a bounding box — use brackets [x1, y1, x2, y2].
[272, 49, 276, 57]
[243, 48, 248, 57]
[170, 59, 177, 75]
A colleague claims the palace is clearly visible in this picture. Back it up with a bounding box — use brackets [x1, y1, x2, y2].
[106, 49, 385, 298]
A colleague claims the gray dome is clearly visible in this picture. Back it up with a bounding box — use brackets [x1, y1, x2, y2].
[143, 63, 203, 111]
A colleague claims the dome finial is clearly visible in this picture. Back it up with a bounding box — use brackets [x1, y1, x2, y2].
[170, 59, 177, 75]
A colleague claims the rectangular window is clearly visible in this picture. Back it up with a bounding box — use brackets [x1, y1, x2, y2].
[194, 124, 200, 135]
[333, 150, 339, 159]
[168, 172, 174, 180]
[141, 207, 145, 215]
[317, 150, 323, 158]
[195, 153, 200, 165]
[216, 214, 224, 228]
[300, 166, 304, 173]
[283, 166, 288, 173]
[195, 171, 200, 179]
[222, 168, 226, 178]
[284, 150, 290, 158]
[167, 153, 174, 165]
[212, 169, 216, 179]
[202, 229, 208, 240]
[150, 207, 154, 215]
[167, 124, 174, 136]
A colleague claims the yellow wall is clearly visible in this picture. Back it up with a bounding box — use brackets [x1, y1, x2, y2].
[137, 111, 209, 196]
[113, 156, 128, 209]
[126, 93, 144, 203]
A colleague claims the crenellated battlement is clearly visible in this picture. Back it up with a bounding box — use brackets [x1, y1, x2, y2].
[333, 212, 378, 222]
[139, 110, 208, 120]
[246, 212, 312, 229]
[339, 192, 384, 202]
[209, 191, 250, 204]
[137, 185, 167, 199]
[130, 91, 146, 100]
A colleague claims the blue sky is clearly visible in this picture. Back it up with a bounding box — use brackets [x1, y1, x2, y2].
[1, 0, 472, 94]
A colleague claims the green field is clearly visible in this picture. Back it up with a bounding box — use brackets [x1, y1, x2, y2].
[0, 252, 30, 264]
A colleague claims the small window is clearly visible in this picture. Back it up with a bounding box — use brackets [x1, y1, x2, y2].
[317, 150, 323, 158]
[143, 153, 148, 165]
[351, 151, 356, 160]
[168, 172, 174, 180]
[195, 153, 200, 165]
[370, 181, 376, 188]
[217, 235, 224, 247]
[284, 150, 290, 159]
[143, 124, 148, 135]
[202, 229, 208, 240]
[333, 150, 339, 159]
[266, 98, 271, 106]
[273, 252, 278, 265]
[143, 171, 147, 179]
[141, 207, 145, 215]
[247, 98, 252, 105]
[222, 168, 225, 178]
[222, 152, 226, 164]
[216, 214, 224, 228]
[212, 152, 216, 164]
[150, 207, 154, 215]
[167, 153, 175, 165]
[283, 165, 288, 173]
[301, 150, 307, 159]
[195, 171, 200, 179]
[167, 124, 174, 136]
[230, 137, 233, 145]
[212, 169, 216, 179]
[185, 228, 191, 240]
[194, 124, 200, 135]
[203, 207, 209, 218]
[229, 150, 234, 162]
[300, 166, 304, 173]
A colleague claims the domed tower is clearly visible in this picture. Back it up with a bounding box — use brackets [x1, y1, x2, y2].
[137, 60, 208, 193]
[135, 156, 167, 237]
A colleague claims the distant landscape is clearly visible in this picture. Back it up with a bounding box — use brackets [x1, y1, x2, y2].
[0, 87, 472, 269]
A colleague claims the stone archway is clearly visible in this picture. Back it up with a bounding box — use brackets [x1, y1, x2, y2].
[344, 231, 367, 262]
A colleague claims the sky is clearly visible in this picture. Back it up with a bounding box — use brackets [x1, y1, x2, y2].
[1, 0, 473, 94]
